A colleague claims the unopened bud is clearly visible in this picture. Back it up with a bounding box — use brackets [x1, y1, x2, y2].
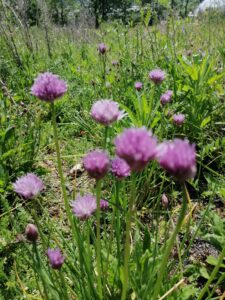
[162, 194, 169, 208]
[100, 200, 109, 211]
[25, 224, 38, 242]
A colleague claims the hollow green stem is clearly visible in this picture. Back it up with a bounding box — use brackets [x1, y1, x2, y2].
[121, 174, 136, 300]
[59, 270, 70, 300]
[51, 102, 88, 295]
[33, 244, 50, 300]
[197, 243, 225, 300]
[104, 126, 109, 149]
[51, 103, 73, 226]
[96, 179, 103, 299]
[115, 180, 121, 261]
[152, 182, 188, 300]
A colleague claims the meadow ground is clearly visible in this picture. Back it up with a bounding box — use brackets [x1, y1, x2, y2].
[0, 13, 225, 300]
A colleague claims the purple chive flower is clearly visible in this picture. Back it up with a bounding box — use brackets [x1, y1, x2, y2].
[13, 173, 44, 199]
[100, 199, 109, 210]
[71, 194, 97, 220]
[115, 127, 157, 172]
[31, 72, 67, 102]
[111, 157, 131, 179]
[47, 248, 65, 270]
[135, 82, 143, 91]
[173, 114, 185, 125]
[112, 60, 119, 66]
[91, 100, 125, 126]
[25, 224, 38, 242]
[157, 139, 196, 181]
[149, 69, 165, 85]
[83, 150, 110, 180]
[160, 90, 173, 105]
[98, 43, 107, 54]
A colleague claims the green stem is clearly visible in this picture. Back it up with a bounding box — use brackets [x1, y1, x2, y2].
[121, 174, 136, 300]
[115, 180, 121, 262]
[207, 272, 225, 300]
[51, 103, 89, 296]
[197, 243, 225, 300]
[24, 243, 44, 299]
[104, 126, 109, 149]
[152, 183, 188, 300]
[96, 179, 103, 299]
[33, 244, 50, 300]
[59, 270, 70, 300]
[51, 103, 73, 227]
[32, 208, 47, 248]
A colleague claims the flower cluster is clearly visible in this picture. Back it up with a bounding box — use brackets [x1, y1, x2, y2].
[31, 72, 67, 102]
[83, 150, 110, 180]
[71, 194, 97, 220]
[115, 127, 157, 171]
[47, 248, 65, 270]
[13, 173, 44, 199]
[160, 90, 173, 105]
[173, 114, 185, 125]
[111, 157, 131, 179]
[157, 139, 196, 181]
[91, 100, 125, 126]
[98, 43, 107, 54]
[149, 69, 165, 85]
[135, 82, 143, 91]
[71, 194, 109, 219]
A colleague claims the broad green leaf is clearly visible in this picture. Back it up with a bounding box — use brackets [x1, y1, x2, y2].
[206, 256, 225, 268]
[200, 116, 211, 128]
[200, 267, 210, 279]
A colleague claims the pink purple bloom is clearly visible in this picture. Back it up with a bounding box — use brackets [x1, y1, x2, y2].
[157, 139, 196, 181]
[47, 248, 65, 270]
[13, 173, 44, 199]
[114, 127, 157, 171]
[111, 157, 131, 179]
[25, 224, 38, 242]
[173, 114, 185, 125]
[112, 60, 119, 66]
[160, 90, 173, 105]
[91, 100, 125, 126]
[98, 43, 107, 54]
[31, 72, 67, 102]
[100, 199, 109, 210]
[149, 69, 165, 85]
[83, 150, 110, 179]
[135, 82, 143, 91]
[71, 194, 97, 219]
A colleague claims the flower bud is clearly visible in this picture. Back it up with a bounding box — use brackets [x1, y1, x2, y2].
[161, 194, 169, 208]
[25, 224, 38, 242]
[100, 200, 109, 211]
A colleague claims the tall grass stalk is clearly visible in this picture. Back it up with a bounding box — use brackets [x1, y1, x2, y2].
[51, 103, 72, 226]
[152, 183, 189, 300]
[96, 179, 103, 299]
[121, 173, 136, 300]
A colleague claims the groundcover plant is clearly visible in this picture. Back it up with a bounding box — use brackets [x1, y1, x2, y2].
[0, 6, 225, 300]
